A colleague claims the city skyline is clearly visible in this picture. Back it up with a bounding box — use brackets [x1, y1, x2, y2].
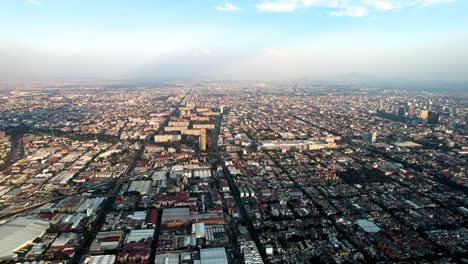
[1, 0, 467, 82]
[0, 81, 466, 263]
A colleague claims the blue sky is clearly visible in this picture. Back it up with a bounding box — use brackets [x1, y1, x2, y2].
[0, 0, 467, 81]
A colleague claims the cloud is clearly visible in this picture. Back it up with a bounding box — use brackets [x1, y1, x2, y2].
[300, 0, 340, 7]
[216, 2, 240, 11]
[255, 0, 455, 15]
[364, 0, 395, 10]
[417, 0, 455, 5]
[256, 1, 298, 12]
[25, 0, 41, 5]
[330, 6, 368, 16]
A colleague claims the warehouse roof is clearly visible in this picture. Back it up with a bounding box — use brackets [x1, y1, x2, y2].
[200, 247, 228, 264]
[0, 216, 50, 260]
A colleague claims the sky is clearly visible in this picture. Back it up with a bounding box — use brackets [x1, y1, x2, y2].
[0, 0, 467, 82]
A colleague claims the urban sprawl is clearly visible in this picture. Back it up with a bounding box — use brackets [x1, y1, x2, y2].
[0, 81, 466, 264]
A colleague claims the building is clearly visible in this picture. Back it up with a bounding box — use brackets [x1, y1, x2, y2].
[419, 109, 429, 119]
[83, 255, 116, 264]
[77, 197, 106, 215]
[128, 180, 152, 195]
[0, 217, 50, 260]
[428, 111, 440, 125]
[200, 247, 228, 264]
[164, 126, 188, 132]
[279, 132, 295, 140]
[168, 121, 190, 127]
[407, 105, 415, 115]
[89, 231, 124, 253]
[119, 229, 153, 263]
[356, 219, 381, 233]
[154, 135, 181, 143]
[241, 241, 264, 264]
[199, 129, 207, 151]
[155, 253, 180, 264]
[192, 223, 206, 238]
[398, 106, 406, 117]
[161, 207, 192, 226]
[193, 124, 215, 129]
[47, 232, 81, 258]
[181, 129, 201, 136]
[125, 229, 154, 243]
[362, 132, 377, 143]
[257, 139, 338, 151]
[205, 225, 228, 246]
[145, 209, 159, 228]
[191, 116, 210, 121]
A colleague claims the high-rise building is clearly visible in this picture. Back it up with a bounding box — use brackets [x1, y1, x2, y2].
[199, 129, 207, 151]
[362, 132, 377, 143]
[428, 111, 439, 125]
[407, 105, 415, 116]
[398, 106, 406, 117]
[419, 109, 428, 119]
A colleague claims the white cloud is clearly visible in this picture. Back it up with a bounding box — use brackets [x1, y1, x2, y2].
[330, 6, 368, 16]
[417, 0, 454, 5]
[216, 2, 240, 11]
[364, 0, 395, 10]
[255, 0, 455, 15]
[25, 0, 41, 5]
[256, 0, 298, 12]
[300, 0, 340, 7]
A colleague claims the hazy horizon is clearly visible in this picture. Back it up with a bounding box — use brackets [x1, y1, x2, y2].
[1, 0, 468, 82]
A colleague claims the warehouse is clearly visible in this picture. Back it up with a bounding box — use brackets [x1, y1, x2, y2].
[200, 247, 228, 264]
[128, 180, 152, 195]
[0, 216, 50, 260]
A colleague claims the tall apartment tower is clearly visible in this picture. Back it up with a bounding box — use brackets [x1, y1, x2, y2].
[199, 129, 207, 151]
[428, 111, 440, 125]
[362, 132, 377, 143]
[419, 109, 429, 119]
[407, 105, 415, 116]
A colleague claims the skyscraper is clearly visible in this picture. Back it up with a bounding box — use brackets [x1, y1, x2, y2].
[407, 105, 415, 116]
[398, 106, 406, 117]
[419, 110, 429, 119]
[199, 129, 207, 151]
[362, 132, 377, 143]
[428, 111, 440, 125]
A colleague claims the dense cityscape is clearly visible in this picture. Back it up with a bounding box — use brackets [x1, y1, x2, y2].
[0, 81, 466, 263]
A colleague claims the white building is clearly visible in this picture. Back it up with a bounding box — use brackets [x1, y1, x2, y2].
[200, 247, 228, 264]
[125, 229, 154, 243]
[0, 217, 50, 260]
[83, 254, 116, 264]
[192, 223, 206, 238]
[128, 180, 152, 195]
[241, 241, 264, 264]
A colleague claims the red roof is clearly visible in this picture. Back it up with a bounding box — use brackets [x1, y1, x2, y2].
[146, 209, 159, 225]
[154, 154, 171, 160]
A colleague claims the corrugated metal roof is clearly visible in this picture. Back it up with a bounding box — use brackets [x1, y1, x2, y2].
[0, 216, 50, 259]
[200, 247, 228, 264]
[155, 253, 179, 264]
[86, 254, 116, 264]
[356, 219, 381, 233]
